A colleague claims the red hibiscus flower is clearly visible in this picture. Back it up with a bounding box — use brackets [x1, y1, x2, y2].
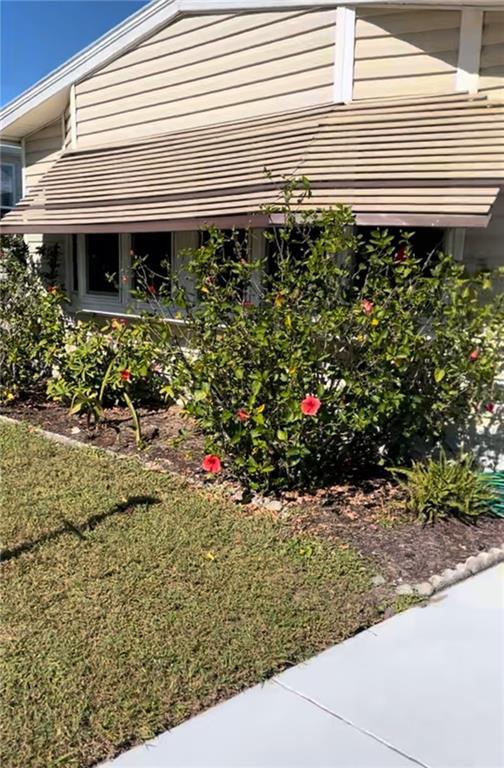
[237, 409, 250, 422]
[147, 284, 157, 295]
[120, 369, 133, 382]
[485, 403, 495, 413]
[361, 299, 374, 315]
[202, 454, 222, 473]
[301, 395, 321, 416]
[395, 246, 407, 263]
[469, 349, 480, 361]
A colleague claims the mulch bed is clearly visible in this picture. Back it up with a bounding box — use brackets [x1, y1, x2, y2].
[2, 396, 503, 587]
[282, 480, 503, 585]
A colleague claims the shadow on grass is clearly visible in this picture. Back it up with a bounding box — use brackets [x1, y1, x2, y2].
[1, 496, 161, 563]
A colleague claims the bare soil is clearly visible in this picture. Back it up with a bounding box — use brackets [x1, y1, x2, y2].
[2, 396, 502, 586]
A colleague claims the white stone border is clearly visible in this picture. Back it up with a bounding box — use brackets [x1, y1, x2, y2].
[396, 545, 504, 598]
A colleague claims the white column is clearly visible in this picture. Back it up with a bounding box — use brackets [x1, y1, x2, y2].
[333, 7, 355, 104]
[456, 9, 483, 94]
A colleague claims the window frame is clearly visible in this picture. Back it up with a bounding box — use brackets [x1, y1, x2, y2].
[74, 232, 177, 315]
[76, 233, 129, 311]
[1, 162, 16, 210]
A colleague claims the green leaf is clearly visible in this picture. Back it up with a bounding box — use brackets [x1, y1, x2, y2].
[434, 369, 446, 383]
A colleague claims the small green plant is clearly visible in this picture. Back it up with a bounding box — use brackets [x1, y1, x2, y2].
[0, 235, 67, 402]
[391, 450, 497, 523]
[47, 318, 170, 445]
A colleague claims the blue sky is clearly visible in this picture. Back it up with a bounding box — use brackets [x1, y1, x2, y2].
[0, 0, 150, 106]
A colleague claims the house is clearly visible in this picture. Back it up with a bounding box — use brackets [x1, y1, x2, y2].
[0, 0, 503, 321]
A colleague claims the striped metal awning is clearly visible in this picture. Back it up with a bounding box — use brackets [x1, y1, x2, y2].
[1, 93, 502, 234]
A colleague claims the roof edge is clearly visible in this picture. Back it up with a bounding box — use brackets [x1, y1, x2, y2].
[0, 0, 181, 133]
[4, 0, 502, 136]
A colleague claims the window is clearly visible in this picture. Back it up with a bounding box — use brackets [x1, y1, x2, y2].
[357, 227, 445, 262]
[86, 234, 119, 294]
[265, 226, 322, 283]
[200, 229, 249, 298]
[1, 164, 15, 209]
[1, 146, 22, 217]
[131, 232, 171, 293]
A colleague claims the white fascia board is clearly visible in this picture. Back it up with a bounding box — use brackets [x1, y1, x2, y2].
[2, 0, 503, 136]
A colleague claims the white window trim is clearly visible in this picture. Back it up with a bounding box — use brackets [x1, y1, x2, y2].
[456, 9, 483, 94]
[76, 233, 128, 312]
[333, 7, 355, 104]
[74, 231, 183, 315]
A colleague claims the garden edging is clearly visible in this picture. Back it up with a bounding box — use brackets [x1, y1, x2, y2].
[396, 545, 504, 597]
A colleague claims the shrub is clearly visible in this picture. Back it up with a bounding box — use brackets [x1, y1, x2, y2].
[144, 182, 504, 491]
[47, 318, 170, 442]
[390, 450, 497, 523]
[0, 235, 67, 402]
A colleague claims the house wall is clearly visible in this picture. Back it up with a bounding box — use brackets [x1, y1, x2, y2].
[464, 192, 504, 272]
[479, 11, 504, 101]
[73, 8, 336, 148]
[23, 118, 67, 268]
[24, 119, 64, 192]
[353, 8, 461, 100]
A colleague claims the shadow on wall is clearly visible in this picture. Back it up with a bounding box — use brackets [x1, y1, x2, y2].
[447, 406, 504, 472]
[353, 8, 462, 100]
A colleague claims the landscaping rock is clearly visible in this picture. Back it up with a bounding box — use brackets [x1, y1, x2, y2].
[416, 581, 434, 597]
[264, 498, 283, 513]
[70, 426, 81, 435]
[440, 568, 460, 588]
[371, 575, 386, 587]
[465, 555, 480, 574]
[396, 583, 413, 596]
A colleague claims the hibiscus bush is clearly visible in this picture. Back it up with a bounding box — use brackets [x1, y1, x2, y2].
[0, 235, 67, 402]
[47, 318, 170, 436]
[150, 184, 503, 491]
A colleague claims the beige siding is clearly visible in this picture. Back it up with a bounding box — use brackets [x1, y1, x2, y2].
[24, 119, 64, 256]
[24, 119, 64, 192]
[74, 8, 336, 147]
[479, 12, 504, 101]
[353, 8, 461, 100]
[464, 192, 504, 271]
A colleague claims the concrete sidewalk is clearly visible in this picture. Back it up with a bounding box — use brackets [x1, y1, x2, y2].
[102, 565, 504, 768]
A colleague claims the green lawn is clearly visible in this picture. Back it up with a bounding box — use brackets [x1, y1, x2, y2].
[1, 420, 379, 768]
